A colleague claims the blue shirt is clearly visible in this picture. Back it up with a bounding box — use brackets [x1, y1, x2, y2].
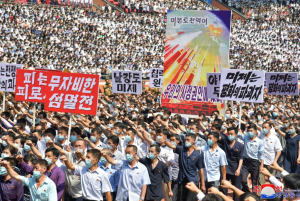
[220, 133, 244, 175]
[99, 163, 120, 192]
[238, 133, 264, 161]
[20, 176, 57, 201]
[112, 160, 151, 201]
[200, 145, 228, 182]
[175, 145, 203, 184]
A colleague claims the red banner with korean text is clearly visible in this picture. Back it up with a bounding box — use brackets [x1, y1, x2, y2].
[15, 69, 48, 103]
[15, 69, 100, 115]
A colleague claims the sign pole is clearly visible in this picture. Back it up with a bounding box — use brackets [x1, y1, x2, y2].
[2, 93, 5, 112]
[68, 114, 72, 142]
[224, 100, 227, 118]
[239, 102, 242, 130]
[283, 95, 285, 118]
[32, 103, 36, 126]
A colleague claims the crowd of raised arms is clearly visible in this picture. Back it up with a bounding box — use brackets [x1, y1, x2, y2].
[0, 0, 300, 201]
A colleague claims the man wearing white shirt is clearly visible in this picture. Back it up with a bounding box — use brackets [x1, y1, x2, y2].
[258, 122, 282, 185]
[120, 128, 147, 158]
[103, 145, 151, 201]
[61, 149, 112, 201]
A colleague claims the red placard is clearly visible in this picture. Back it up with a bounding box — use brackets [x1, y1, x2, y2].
[44, 71, 100, 115]
[15, 69, 48, 103]
[15, 69, 100, 115]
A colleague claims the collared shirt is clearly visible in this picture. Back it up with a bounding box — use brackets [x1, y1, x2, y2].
[258, 132, 282, 165]
[169, 153, 179, 180]
[0, 176, 23, 201]
[194, 135, 207, 148]
[112, 149, 125, 160]
[64, 151, 86, 198]
[20, 176, 57, 201]
[99, 163, 120, 192]
[220, 134, 244, 175]
[19, 162, 65, 201]
[139, 158, 169, 201]
[73, 166, 112, 200]
[238, 133, 264, 161]
[112, 160, 151, 201]
[200, 145, 228, 182]
[120, 139, 147, 158]
[175, 145, 203, 184]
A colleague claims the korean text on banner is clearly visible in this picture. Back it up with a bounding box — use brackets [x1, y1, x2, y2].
[44, 72, 100, 115]
[112, 70, 142, 94]
[0, 63, 23, 92]
[266, 72, 299, 95]
[15, 69, 48, 103]
[161, 10, 231, 115]
[149, 68, 164, 88]
[219, 69, 265, 103]
[207, 73, 221, 99]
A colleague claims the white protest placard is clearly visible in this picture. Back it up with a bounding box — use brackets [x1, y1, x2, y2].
[266, 72, 299, 95]
[207, 73, 221, 99]
[0, 63, 23, 92]
[112, 70, 142, 94]
[219, 69, 265, 103]
[149, 68, 164, 88]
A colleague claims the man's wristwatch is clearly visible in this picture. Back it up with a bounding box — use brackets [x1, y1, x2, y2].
[140, 198, 144, 201]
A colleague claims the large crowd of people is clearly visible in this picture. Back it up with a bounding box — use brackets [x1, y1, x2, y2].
[0, 0, 299, 201]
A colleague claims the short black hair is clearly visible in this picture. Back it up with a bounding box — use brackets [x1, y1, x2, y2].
[1, 111, 10, 118]
[202, 194, 223, 201]
[186, 133, 196, 140]
[24, 154, 38, 163]
[262, 122, 272, 128]
[87, 149, 101, 161]
[32, 129, 43, 137]
[71, 127, 82, 136]
[58, 126, 68, 133]
[32, 159, 47, 168]
[150, 144, 161, 153]
[248, 123, 257, 130]
[208, 131, 219, 140]
[45, 147, 60, 158]
[45, 127, 56, 137]
[2, 157, 17, 167]
[26, 136, 38, 145]
[283, 173, 300, 189]
[60, 119, 69, 126]
[227, 127, 237, 134]
[239, 192, 260, 201]
[171, 134, 180, 141]
[108, 135, 119, 146]
[38, 112, 47, 118]
[3, 145, 16, 156]
[126, 145, 137, 153]
[91, 127, 102, 135]
[127, 128, 137, 135]
[212, 124, 221, 131]
[15, 136, 25, 146]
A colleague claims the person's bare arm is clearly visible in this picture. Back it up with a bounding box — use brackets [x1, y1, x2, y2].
[160, 138, 176, 150]
[208, 187, 233, 201]
[140, 185, 147, 201]
[83, 138, 102, 151]
[102, 150, 116, 165]
[141, 129, 153, 145]
[48, 140, 66, 155]
[105, 192, 112, 201]
[60, 155, 75, 171]
[221, 180, 244, 198]
[28, 142, 43, 159]
[274, 126, 285, 137]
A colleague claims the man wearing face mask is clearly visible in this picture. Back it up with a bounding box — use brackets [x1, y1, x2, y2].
[51, 139, 87, 201]
[258, 122, 282, 185]
[103, 145, 150, 201]
[55, 127, 69, 149]
[98, 148, 120, 201]
[107, 135, 125, 160]
[136, 144, 173, 201]
[219, 127, 244, 201]
[0, 157, 23, 201]
[85, 128, 107, 150]
[61, 149, 113, 201]
[199, 132, 228, 193]
[120, 128, 147, 158]
[237, 124, 264, 193]
[1, 159, 57, 201]
[16, 147, 65, 201]
[162, 134, 203, 201]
